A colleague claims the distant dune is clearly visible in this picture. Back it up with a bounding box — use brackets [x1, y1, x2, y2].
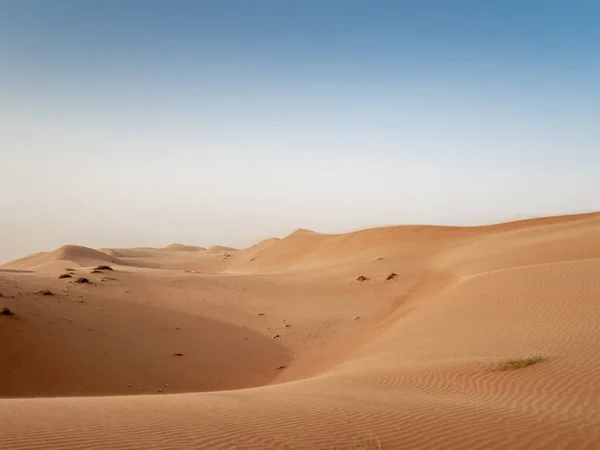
[2, 245, 123, 270]
[206, 245, 237, 254]
[1, 212, 599, 449]
[159, 243, 206, 252]
[99, 248, 161, 259]
[252, 237, 281, 249]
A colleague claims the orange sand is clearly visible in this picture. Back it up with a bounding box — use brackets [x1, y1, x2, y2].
[1, 212, 599, 449]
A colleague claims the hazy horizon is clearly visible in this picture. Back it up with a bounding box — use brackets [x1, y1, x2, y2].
[2, 1, 599, 263]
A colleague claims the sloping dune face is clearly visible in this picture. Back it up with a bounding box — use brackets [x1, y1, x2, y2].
[1, 213, 599, 449]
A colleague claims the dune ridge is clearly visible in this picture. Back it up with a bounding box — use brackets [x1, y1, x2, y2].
[1, 212, 599, 449]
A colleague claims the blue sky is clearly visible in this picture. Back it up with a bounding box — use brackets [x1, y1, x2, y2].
[1, 1, 599, 261]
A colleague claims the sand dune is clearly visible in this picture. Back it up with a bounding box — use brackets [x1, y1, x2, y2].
[100, 247, 163, 259]
[1, 245, 123, 271]
[1, 213, 599, 449]
[206, 245, 237, 254]
[159, 243, 207, 252]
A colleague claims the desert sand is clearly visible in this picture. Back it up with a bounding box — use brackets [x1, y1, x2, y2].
[1, 212, 599, 449]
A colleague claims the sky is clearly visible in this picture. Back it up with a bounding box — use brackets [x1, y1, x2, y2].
[1, 0, 599, 262]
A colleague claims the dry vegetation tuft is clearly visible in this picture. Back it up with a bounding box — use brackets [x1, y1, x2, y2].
[497, 355, 545, 371]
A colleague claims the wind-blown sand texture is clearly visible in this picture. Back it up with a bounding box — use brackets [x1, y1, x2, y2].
[1, 213, 599, 449]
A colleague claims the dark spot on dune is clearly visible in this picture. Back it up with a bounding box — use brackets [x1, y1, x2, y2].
[173, 353, 184, 356]
[95, 265, 113, 271]
[90, 270, 103, 274]
[274, 365, 287, 370]
[273, 334, 280, 339]
[58, 274, 72, 279]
